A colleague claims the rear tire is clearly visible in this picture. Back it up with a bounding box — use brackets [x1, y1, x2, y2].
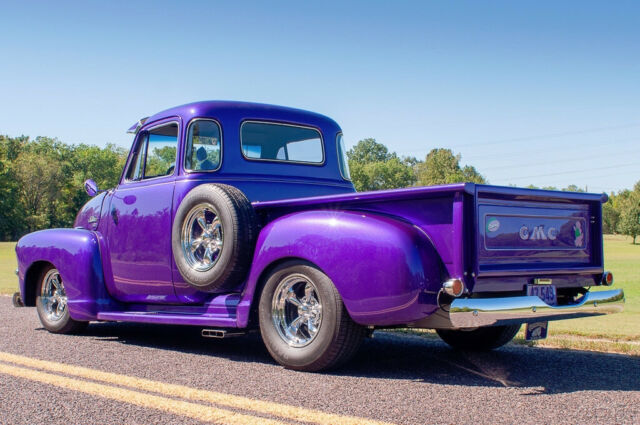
[436, 324, 521, 351]
[258, 261, 367, 372]
[36, 266, 87, 334]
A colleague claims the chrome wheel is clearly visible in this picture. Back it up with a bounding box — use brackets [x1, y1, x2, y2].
[40, 269, 68, 322]
[272, 274, 323, 347]
[181, 203, 224, 272]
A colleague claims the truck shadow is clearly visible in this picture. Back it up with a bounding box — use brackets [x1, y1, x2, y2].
[341, 332, 640, 395]
[82, 322, 639, 395]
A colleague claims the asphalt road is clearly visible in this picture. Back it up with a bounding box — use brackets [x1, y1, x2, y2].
[1, 296, 638, 425]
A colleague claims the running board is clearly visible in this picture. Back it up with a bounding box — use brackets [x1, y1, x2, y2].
[96, 311, 237, 328]
[201, 329, 245, 339]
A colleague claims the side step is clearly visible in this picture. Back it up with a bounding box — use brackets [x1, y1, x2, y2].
[96, 311, 237, 328]
[201, 329, 246, 339]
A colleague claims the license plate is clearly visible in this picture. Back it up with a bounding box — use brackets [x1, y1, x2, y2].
[525, 321, 548, 341]
[527, 284, 557, 305]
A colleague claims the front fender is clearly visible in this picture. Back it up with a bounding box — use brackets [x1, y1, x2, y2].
[15, 229, 114, 321]
[237, 210, 443, 327]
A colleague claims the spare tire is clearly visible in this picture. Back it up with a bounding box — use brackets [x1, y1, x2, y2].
[172, 184, 257, 292]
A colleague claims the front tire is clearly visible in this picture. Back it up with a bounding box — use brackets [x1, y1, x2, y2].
[258, 261, 367, 372]
[436, 324, 521, 351]
[36, 266, 87, 334]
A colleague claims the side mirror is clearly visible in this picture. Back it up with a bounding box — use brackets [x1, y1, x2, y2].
[84, 179, 99, 197]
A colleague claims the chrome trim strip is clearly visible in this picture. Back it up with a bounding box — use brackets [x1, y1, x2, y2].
[450, 289, 624, 328]
[239, 120, 326, 166]
[414, 289, 625, 329]
[126, 117, 149, 134]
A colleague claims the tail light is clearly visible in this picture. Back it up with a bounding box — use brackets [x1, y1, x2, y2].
[443, 278, 465, 297]
[602, 271, 614, 286]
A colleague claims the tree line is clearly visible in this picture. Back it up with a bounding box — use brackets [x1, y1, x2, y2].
[346, 138, 640, 243]
[0, 135, 126, 240]
[1, 135, 638, 242]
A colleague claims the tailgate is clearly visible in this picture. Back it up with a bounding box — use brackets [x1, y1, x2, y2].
[474, 185, 606, 277]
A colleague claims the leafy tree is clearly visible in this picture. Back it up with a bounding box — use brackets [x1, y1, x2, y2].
[348, 138, 393, 163]
[562, 184, 585, 192]
[525, 184, 560, 190]
[349, 156, 416, 191]
[415, 148, 486, 186]
[0, 138, 21, 239]
[0, 135, 127, 240]
[617, 182, 640, 243]
[602, 199, 620, 234]
[12, 150, 64, 232]
[347, 138, 416, 191]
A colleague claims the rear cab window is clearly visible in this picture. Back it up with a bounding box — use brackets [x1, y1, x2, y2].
[240, 121, 324, 164]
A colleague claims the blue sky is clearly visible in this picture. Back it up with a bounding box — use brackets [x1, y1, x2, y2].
[1, 1, 638, 192]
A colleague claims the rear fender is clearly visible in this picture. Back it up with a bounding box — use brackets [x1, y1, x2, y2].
[237, 210, 443, 327]
[15, 229, 114, 321]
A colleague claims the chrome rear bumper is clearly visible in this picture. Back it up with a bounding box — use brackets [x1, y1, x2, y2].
[413, 289, 625, 329]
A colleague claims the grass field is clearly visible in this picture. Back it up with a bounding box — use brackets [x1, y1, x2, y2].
[0, 242, 17, 295]
[1, 236, 638, 351]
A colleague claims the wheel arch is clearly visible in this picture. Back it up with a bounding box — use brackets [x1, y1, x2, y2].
[247, 256, 322, 328]
[22, 260, 52, 306]
[237, 209, 444, 328]
[15, 229, 115, 320]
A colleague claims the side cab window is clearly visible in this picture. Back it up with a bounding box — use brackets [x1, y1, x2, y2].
[184, 119, 222, 172]
[125, 122, 179, 181]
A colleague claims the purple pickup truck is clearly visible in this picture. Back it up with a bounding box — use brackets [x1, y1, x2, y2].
[15, 101, 624, 371]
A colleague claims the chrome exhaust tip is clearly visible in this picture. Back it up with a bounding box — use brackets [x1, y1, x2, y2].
[201, 329, 245, 339]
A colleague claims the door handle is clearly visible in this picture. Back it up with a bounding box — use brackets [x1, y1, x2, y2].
[111, 208, 119, 225]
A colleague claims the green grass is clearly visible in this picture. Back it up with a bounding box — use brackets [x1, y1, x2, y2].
[0, 242, 17, 295]
[545, 234, 640, 341]
[1, 235, 638, 345]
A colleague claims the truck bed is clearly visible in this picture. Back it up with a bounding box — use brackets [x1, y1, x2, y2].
[253, 183, 608, 294]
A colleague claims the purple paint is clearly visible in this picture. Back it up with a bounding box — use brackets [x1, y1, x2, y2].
[14, 101, 621, 334]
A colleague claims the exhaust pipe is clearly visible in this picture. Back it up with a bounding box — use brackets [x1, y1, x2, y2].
[201, 329, 245, 339]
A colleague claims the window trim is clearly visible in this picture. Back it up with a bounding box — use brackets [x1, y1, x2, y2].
[335, 132, 351, 181]
[122, 120, 180, 184]
[239, 120, 325, 166]
[183, 118, 224, 174]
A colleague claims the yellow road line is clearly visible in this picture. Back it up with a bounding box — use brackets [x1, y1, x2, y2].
[0, 351, 394, 425]
[0, 362, 287, 425]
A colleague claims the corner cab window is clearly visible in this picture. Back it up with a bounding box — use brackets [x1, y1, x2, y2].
[336, 133, 351, 180]
[185, 120, 221, 171]
[126, 123, 178, 181]
[241, 121, 323, 164]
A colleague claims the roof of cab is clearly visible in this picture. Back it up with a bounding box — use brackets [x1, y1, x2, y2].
[127, 101, 340, 134]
